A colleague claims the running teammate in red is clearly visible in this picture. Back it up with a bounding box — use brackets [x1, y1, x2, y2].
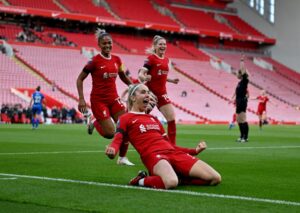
[138, 35, 179, 145]
[76, 28, 134, 166]
[106, 84, 221, 189]
[252, 90, 270, 129]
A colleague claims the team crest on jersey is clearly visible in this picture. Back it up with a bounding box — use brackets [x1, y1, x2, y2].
[103, 72, 108, 79]
[139, 124, 147, 133]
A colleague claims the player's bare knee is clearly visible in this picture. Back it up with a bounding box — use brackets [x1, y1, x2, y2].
[163, 176, 178, 189]
[211, 174, 222, 186]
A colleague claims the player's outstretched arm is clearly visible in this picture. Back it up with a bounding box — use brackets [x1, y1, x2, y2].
[105, 146, 116, 159]
[105, 132, 124, 159]
[167, 78, 179, 84]
[195, 141, 207, 154]
[173, 141, 207, 156]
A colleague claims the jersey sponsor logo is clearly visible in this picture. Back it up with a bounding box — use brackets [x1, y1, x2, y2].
[145, 124, 160, 131]
[103, 72, 117, 79]
[157, 69, 168, 75]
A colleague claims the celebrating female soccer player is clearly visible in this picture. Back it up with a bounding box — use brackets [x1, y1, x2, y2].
[76, 29, 134, 165]
[252, 90, 272, 129]
[232, 55, 250, 142]
[106, 84, 221, 189]
[138, 35, 179, 145]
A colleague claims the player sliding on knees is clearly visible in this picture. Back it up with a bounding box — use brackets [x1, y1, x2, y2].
[106, 84, 221, 189]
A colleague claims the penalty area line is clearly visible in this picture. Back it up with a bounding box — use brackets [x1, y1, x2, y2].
[0, 173, 299, 207]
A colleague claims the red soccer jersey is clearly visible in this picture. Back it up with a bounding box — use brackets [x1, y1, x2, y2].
[110, 112, 197, 159]
[257, 95, 269, 108]
[83, 54, 124, 102]
[143, 54, 170, 95]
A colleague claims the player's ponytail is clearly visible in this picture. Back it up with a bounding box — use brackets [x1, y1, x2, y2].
[145, 35, 165, 55]
[95, 28, 111, 43]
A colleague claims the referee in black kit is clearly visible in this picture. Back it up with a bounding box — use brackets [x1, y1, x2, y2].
[232, 55, 249, 143]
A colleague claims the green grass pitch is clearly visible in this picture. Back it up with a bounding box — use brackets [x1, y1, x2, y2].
[0, 124, 299, 212]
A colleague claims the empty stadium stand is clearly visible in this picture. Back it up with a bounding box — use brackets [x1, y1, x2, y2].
[6, 0, 63, 11]
[221, 14, 266, 37]
[58, 0, 115, 19]
[106, 0, 178, 26]
[169, 6, 235, 33]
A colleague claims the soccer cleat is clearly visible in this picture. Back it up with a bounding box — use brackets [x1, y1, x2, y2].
[241, 138, 248, 143]
[263, 120, 269, 125]
[87, 122, 94, 135]
[117, 157, 135, 166]
[129, 170, 147, 186]
[86, 115, 94, 135]
[236, 138, 242, 142]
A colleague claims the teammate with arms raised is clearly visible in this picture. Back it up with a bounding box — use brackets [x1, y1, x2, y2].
[106, 84, 221, 189]
[76, 29, 134, 165]
[232, 55, 250, 142]
[138, 35, 179, 145]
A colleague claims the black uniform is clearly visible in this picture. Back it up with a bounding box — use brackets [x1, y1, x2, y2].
[235, 73, 249, 113]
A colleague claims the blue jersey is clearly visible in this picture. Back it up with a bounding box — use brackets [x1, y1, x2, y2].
[32, 91, 44, 106]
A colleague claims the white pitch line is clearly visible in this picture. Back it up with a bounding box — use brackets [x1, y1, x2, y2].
[208, 145, 300, 150]
[0, 173, 299, 207]
[0, 177, 17, 180]
[0, 146, 300, 156]
[0, 150, 106, 155]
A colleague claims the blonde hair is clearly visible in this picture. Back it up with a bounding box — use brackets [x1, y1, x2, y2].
[127, 84, 144, 110]
[145, 35, 166, 55]
[95, 28, 111, 42]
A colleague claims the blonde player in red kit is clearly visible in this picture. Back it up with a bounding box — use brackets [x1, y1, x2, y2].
[106, 84, 221, 189]
[252, 90, 270, 129]
[76, 29, 134, 165]
[138, 35, 179, 145]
